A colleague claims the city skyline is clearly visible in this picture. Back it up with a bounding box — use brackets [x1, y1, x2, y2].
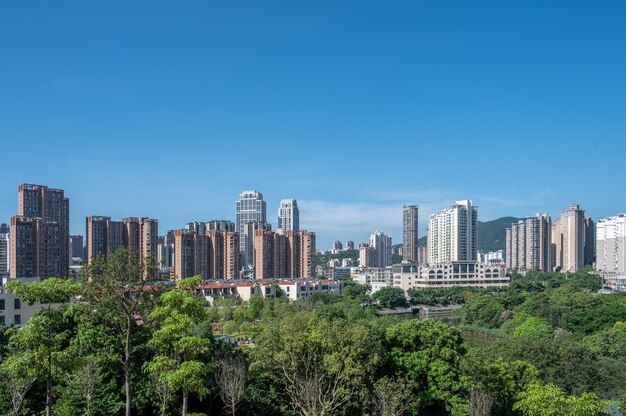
[1, 2, 626, 248]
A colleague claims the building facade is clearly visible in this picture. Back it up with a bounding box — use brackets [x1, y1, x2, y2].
[552, 204, 589, 272]
[369, 231, 392, 267]
[10, 184, 70, 279]
[596, 214, 626, 278]
[427, 200, 477, 264]
[278, 199, 299, 232]
[403, 205, 419, 263]
[254, 230, 316, 279]
[236, 191, 267, 269]
[505, 214, 552, 272]
[393, 261, 509, 291]
[173, 229, 240, 280]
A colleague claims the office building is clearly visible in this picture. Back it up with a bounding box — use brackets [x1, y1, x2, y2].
[403, 205, 419, 263]
[584, 217, 595, 265]
[427, 200, 477, 264]
[505, 214, 552, 272]
[254, 230, 316, 279]
[278, 199, 299, 232]
[552, 204, 588, 272]
[596, 214, 626, 277]
[236, 191, 267, 269]
[369, 231, 392, 267]
[10, 184, 69, 279]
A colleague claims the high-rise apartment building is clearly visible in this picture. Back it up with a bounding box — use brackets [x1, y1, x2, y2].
[236, 191, 267, 269]
[86, 216, 158, 270]
[584, 217, 595, 265]
[595, 214, 626, 276]
[0, 230, 9, 276]
[552, 204, 587, 272]
[185, 220, 235, 235]
[427, 200, 477, 264]
[505, 214, 552, 271]
[10, 184, 70, 279]
[332, 240, 343, 252]
[403, 205, 419, 263]
[69, 235, 84, 260]
[369, 231, 392, 267]
[359, 243, 375, 267]
[173, 229, 240, 280]
[254, 230, 315, 279]
[157, 231, 175, 269]
[345, 240, 355, 250]
[278, 199, 299, 232]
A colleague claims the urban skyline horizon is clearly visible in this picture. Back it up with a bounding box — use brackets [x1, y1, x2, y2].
[0, 181, 619, 249]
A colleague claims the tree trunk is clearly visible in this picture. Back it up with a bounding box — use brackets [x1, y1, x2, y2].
[125, 316, 132, 416]
[182, 391, 188, 416]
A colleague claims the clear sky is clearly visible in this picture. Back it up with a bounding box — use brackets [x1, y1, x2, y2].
[1, 1, 625, 248]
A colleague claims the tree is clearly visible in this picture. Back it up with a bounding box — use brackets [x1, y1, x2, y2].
[7, 277, 82, 416]
[385, 319, 465, 413]
[0, 352, 36, 416]
[252, 311, 381, 416]
[65, 358, 100, 416]
[512, 316, 553, 339]
[216, 355, 247, 416]
[373, 287, 407, 308]
[247, 296, 264, 321]
[146, 276, 211, 416]
[513, 383, 610, 416]
[372, 376, 415, 416]
[81, 248, 158, 416]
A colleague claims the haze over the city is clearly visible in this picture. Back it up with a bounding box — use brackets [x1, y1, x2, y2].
[1, 1, 625, 247]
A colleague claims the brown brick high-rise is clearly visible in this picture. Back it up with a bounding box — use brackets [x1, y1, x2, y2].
[10, 184, 69, 278]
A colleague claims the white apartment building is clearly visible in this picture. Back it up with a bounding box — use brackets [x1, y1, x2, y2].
[0, 232, 9, 276]
[195, 278, 343, 304]
[427, 200, 477, 264]
[392, 261, 509, 292]
[596, 215, 626, 290]
[0, 277, 61, 327]
[369, 231, 393, 267]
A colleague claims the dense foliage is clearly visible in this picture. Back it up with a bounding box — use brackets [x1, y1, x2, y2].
[0, 252, 623, 415]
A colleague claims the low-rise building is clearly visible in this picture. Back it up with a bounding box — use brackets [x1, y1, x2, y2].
[392, 261, 509, 292]
[0, 277, 62, 327]
[195, 278, 343, 304]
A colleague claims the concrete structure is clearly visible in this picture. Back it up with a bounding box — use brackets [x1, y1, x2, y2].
[392, 261, 508, 291]
[552, 204, 589, 272]
[10, 184, 70, 279]
[354, 267, 394, 288]
[185, 220, 235, 234]
[427, 200, 477, 264]
[417, 245, 428, 264]
[596, 214, 626, 279]
[236, 191, 267, 269]
[345, 240, 355, 250]
[278, 199, 299, 232]
[157, 232, 175, 269]
[584, 217, 595, 265]
[505, 214, 552, 272]
[369, 231, 392, 267]
[195, 278, 342, 304]
[481, 250, 505, 265]
[403, 205, 419, 263]
[173, 229, 240, 280]
[254, 230, 316, 279]
[332, 240, 343, 252]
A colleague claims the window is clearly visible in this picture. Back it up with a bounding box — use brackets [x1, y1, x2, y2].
[14, 315, 21, 325]
[0, 299, 4, 310]
[14, 299, 21, 310]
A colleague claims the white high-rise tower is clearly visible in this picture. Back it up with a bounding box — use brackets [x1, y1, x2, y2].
[427, 200, 477, 264]
[278, 199, 299, 232]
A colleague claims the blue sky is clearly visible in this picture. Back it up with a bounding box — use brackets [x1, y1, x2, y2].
[1, 1, 625, 248]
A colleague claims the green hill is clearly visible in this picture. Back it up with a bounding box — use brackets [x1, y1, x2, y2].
[417, 216, 522, 253]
